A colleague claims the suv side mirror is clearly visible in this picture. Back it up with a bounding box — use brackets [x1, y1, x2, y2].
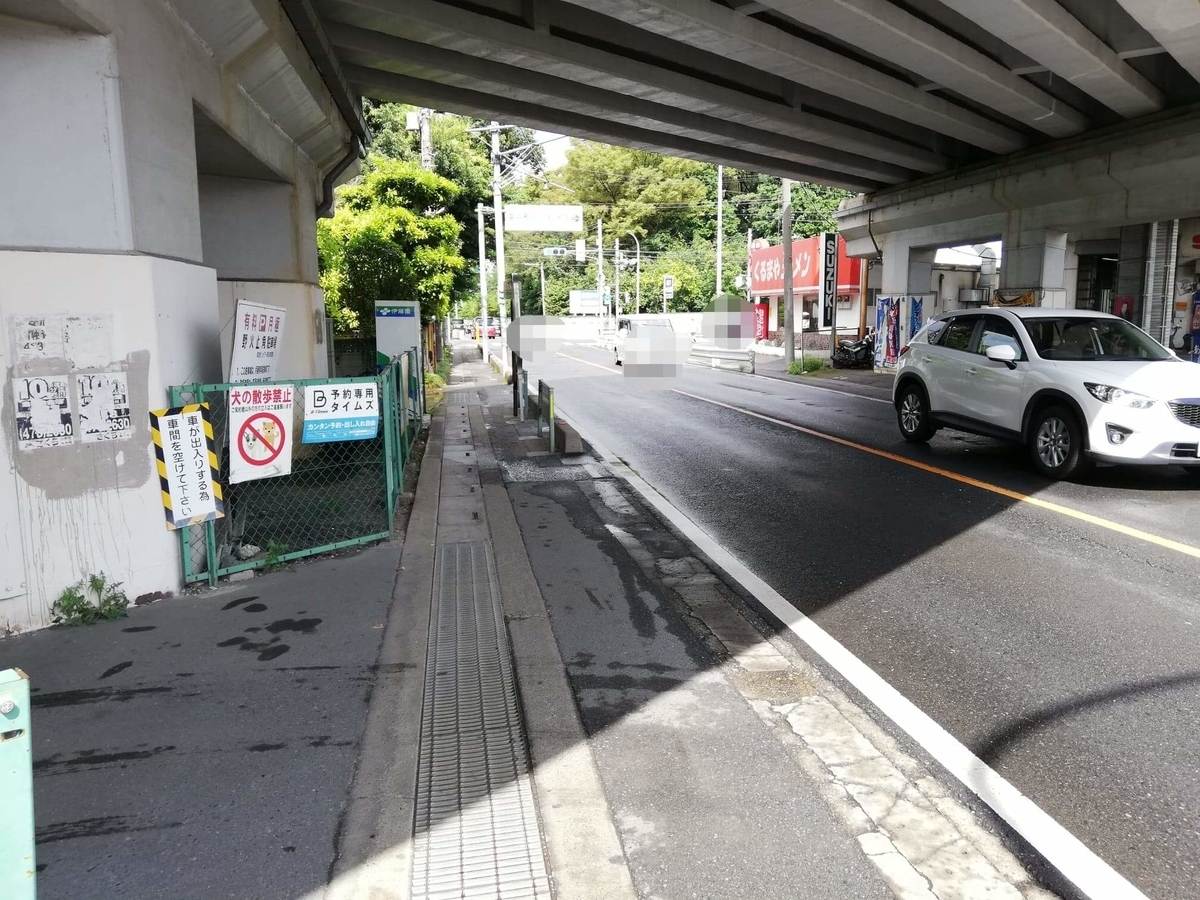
[985, 344, 1019, 368]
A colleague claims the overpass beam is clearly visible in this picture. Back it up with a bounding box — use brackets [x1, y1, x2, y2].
[1111, 0, 1200, 83]
[753, 0, 1088, 138]
[935, 0, 1163, 118]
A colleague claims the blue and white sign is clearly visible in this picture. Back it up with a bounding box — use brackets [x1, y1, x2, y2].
[375, 300, 421, 370]
[302, 381, 379, 443]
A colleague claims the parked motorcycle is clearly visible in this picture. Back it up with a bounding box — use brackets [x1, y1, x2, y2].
[831, 332, 875, 369]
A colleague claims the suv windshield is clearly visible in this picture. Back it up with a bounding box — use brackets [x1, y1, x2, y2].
[1021, 316, 1172, 361]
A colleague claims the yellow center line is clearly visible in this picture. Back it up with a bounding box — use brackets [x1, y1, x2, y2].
[673, 388, 1200, 561]
[556, 351, 620, 374]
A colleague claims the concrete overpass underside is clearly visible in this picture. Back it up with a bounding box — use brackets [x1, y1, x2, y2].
[312, 0, 1200, 195]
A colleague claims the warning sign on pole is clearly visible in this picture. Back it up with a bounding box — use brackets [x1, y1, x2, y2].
[229, 385, 294, 484]
[149, 403, 224, 530]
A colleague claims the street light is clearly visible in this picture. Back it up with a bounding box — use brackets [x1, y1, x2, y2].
[626, 231, 641, 314]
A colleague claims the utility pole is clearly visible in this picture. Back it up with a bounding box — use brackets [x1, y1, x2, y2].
[782, 178, 795, 368]
[597, 218, 605, 317]
[746, 228, 753, 303]
[627, 231, 641, 313]
[716, 164, 724, 297]
[490, 122, 507, 369]
[614, 237, 621, 315]
[418, 109, 439, 361]
[419, 108, 433, 171]
[476, 203, 488, 345]
[539, 262, 546, 315]
[511, 272, 522, 411]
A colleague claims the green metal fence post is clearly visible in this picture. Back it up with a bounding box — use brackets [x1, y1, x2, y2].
[0, 668, 36, 900]
[381, 369, 396, 530]
[399, 355, 411, 461]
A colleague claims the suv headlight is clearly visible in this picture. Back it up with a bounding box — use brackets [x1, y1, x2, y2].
[1084, 383, 1157, 409]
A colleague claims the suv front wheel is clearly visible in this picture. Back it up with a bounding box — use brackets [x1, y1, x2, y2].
[1029, 405, 1088, 480]
[896, 384, 935, 443]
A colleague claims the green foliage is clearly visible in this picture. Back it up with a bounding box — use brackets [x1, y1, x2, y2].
[730, 176, 851, 244]
[787, 356, 826, 375]
[264, 539, 290, 571]
[51, 573, 129, 625]
[319, 159, 464, 335]
[328, 106, 852, 328]
[359, 101, 543, 313]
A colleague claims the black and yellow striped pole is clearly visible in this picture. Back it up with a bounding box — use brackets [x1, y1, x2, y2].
[149, 403, 224, 530]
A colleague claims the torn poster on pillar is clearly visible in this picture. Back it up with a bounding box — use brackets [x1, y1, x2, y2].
[10, 313, 113, 368]
[14, 376, 74, 450]
[76, 372, 133, 443]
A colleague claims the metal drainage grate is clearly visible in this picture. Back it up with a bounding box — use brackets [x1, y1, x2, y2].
[412, 541, 551, 900]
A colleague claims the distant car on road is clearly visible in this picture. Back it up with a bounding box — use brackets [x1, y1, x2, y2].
[473, 317, 498, 339]
[893, 308, 1200, 480]
[614, 317, 674, 366]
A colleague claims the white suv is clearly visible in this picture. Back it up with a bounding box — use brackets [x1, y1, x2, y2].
[893, 308, 1200, 479]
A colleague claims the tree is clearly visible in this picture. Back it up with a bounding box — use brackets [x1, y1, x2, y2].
[728, 176, 851, 243]
[357, 101, 545, 313]
[317, 159, 464, 336]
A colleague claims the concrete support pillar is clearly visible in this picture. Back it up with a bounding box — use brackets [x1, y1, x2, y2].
[1000, 214, 1069, 307]
[198, 173, 328, 380]
[881, 238, 936, 295]
[0, 4, 334, 632]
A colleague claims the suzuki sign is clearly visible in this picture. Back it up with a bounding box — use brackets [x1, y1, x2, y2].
[819, 232, 838, 328]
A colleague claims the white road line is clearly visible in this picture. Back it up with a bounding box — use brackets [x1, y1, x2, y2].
[554, 406, 1150, 900]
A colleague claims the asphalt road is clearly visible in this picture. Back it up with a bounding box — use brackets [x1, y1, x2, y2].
[516, 340, 1200, 900]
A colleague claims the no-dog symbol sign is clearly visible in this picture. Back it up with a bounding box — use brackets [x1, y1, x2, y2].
[229, 385, 294, 484]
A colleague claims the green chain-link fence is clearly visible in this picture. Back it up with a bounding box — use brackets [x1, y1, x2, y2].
[170, 350, 424, 585]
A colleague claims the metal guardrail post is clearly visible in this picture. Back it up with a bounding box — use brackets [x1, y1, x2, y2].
[519, 370, 529, 421]
[0, 668, 36, 900]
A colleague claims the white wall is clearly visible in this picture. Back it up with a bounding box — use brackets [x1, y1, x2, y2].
[198, 175, 320, 283]
[0, 18, 132, 252]
[0, 251, 215, 631]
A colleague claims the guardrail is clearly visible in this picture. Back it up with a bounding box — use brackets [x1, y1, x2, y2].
[1, 668, 35, 899]
[688, 344, 756, 374]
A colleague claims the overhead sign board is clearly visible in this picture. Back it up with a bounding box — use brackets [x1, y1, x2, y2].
[375, 300, 421, 370]
[568, 290, 603, 316]
[229, 384, 294, 484]
[150, 403, 224, 530]
[303, 382, 379, 443]
[504, 204, 584, 233]
[230, 300, 286, 383]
